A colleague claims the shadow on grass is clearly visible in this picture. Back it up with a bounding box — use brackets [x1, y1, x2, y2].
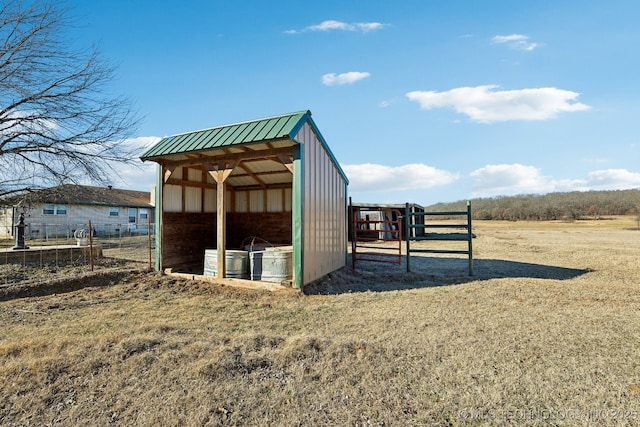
[304, 255, 591, 295]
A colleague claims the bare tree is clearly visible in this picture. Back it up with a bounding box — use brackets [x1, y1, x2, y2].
[0, 1, 139, 198]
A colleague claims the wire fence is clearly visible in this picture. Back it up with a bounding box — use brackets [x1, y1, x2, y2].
[0, 222, 156, 270]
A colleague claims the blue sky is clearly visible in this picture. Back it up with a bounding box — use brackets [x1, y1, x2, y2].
[70, 0, 640, 205]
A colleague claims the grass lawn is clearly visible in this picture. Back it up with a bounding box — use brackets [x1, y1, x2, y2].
[1, 218, 639, 426]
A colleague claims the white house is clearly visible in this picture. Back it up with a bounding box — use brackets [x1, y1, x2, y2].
[0, 184, 154, 240]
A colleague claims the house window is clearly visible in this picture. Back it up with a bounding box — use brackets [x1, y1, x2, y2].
[109, 207, 119, 217]
[139, 209, 148, 220]
[43, 204, 66, 215]
[128, 208, 137, 224]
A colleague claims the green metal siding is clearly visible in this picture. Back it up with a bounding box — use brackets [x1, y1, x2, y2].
[140, 111, 310, 160]
[154, 164, 163, 271]
[292, 144, 304, 288]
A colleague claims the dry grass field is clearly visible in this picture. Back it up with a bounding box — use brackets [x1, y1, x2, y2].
[1, 218, 640, 426]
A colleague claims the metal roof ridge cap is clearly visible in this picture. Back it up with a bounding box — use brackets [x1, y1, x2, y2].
[167, 110, 310, 138]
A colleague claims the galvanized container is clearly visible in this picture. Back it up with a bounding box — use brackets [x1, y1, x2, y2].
[249, 248, 293, 282]
[203, 249, 249, 279]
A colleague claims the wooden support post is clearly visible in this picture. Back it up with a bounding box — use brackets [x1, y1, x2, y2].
[208, 161, 237, 279]
[216, 178, 226, 278]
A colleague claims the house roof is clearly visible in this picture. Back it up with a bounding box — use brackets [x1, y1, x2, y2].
[2, 184, 152, 208]
[140, 110, 310, 161]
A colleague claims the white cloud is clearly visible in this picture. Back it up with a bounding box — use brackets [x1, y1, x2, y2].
[130, 136, 163, 154]
[492, 34, 539, 51]
[102, 136, 161, 191]
[0, 109, 59, 136]
[322, 71, 370, 86]
[310, 20, 354, 31]
[470, 164, 554, 197]
[355, 22, 388, 32]
[470, 164, 640, 198]
[406, 85, 590, 123]
[111, 160, 158, 192]
[286, 20, 389, 34]
[492, 34, 527, 43]
[584, 169, 640, 189]
[343, 163, 459, 193]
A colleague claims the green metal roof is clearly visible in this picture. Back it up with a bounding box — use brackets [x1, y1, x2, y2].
[140, 110, 310, 160]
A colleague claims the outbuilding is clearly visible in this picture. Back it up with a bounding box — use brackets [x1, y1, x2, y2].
[140, 110, 349, 288]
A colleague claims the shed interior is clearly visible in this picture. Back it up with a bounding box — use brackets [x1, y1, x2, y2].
[158, 140, 296, 274]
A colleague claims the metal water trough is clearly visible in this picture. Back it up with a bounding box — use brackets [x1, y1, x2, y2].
[203, 249, 249, 279]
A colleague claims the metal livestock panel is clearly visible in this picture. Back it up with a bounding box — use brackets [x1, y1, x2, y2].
[297, 122, 347, 285]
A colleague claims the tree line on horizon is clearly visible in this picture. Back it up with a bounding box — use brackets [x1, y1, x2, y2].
[426, 189, 640, 221]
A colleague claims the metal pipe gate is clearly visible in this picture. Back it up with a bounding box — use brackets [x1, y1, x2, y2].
[405, 201, 473, 275]
[351, 207, 403, 268]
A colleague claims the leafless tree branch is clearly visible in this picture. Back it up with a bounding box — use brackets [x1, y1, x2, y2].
[0, 0, 140, 197]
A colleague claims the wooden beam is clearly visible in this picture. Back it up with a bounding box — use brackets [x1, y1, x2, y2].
[232, 183, 292, 192]
[231, 169, 291, 178]
[277, 153, 294, 174]
[236, 162, 267, 189]
[206, 160, 237, 181]
[163, 166, 176, 183]
[160, 146, 294, 169]
[164, 178, 217, 190]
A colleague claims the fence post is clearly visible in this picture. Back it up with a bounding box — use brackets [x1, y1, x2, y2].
[467, 201, 473, 276]
[405, 202, 411, 272]
[349, 197, 355, 269]
[148, 214, 152, 270]
[89, 221, 94, 271]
